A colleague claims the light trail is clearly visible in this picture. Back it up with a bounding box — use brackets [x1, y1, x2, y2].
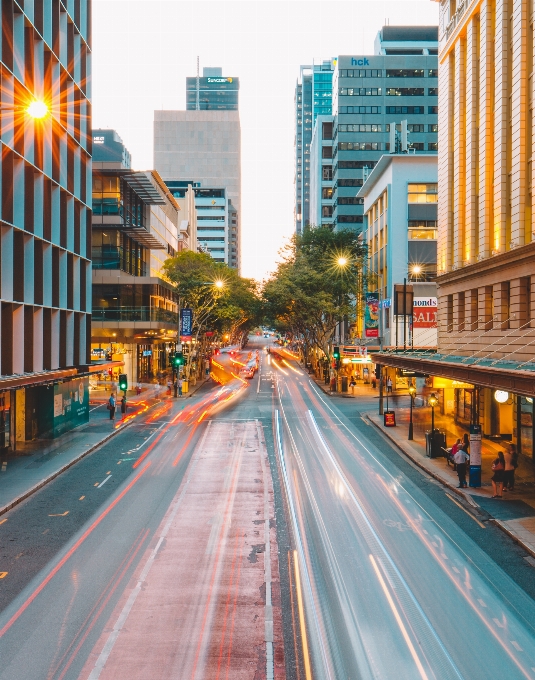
[293, 550, 313, 680]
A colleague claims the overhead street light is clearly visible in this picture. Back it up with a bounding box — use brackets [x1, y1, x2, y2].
[408, 384, 416, 440]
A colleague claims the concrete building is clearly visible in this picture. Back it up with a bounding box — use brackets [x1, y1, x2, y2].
[91, 142, 180, 385]
[373, 2, 535, 460]
[186, 67, 239, 111]
[309, 116, 335, 228]
[0, 2, 93, 448]
[295, 61, 334, 233]
[165, 182, 237, 267]
[331, 26, 439, 232]
[358, 154, 438, 348]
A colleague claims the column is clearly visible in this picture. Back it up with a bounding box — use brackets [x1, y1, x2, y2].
[494, 0, 510, 254]
[438, 51, 454, 274]
[479, 0, 494, 259]
[453, 38, 467, 268]
[465, 16, 479, 264]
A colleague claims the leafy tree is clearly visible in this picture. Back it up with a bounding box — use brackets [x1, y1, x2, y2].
[262, 225, 367, 364]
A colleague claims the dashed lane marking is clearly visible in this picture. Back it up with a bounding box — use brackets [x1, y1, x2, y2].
[48, 511, 69, 517]
[97, 475, 112, 489]
[0, 519, 7, 526]
[79, 496, 85, 501]
[0, 572, 7, 579]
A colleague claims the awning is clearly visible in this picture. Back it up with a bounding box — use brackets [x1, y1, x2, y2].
[122, 173, 166, 205]
[119, 225, 167, 250]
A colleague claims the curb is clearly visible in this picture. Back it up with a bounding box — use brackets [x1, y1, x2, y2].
[365, 413, 535, 559]
[0, 400, 161, 518]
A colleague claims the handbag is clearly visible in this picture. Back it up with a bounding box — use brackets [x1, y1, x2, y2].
[107, 402, 112, 410]
[492, 460, 504, 471]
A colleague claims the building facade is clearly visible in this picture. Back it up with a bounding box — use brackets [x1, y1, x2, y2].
[294, 61, 334, 233]
[374, 4, 535, 461]
[91, 159, 180, 385]
[154, 110, 241, 269]
[186, 67, 239, 111]
[358, 154, 438, 347]
[0, 1, 93, 447]
[166, 182, 237, 267]
[309, 116, 334, 228]
[331, 27, 439, 232]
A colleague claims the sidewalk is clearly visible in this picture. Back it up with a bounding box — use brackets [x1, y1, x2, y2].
[365, 405, 535, 559]
[0, 378, 211, 518]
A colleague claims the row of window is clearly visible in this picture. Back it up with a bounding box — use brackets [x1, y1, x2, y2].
[337, 123, 438, 133]
[338, 105, 439, 115]
[338, 142, 438, 151]
[337, 215, 364, 223]
[338, 69, 437, 78]
[339, 106, 382, 114]
[337, 197, 364, 205]
[339, 87, 438, 97]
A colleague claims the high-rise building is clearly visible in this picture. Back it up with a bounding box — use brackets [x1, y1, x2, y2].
[309, 116, 334, 228]
[330, 27, 439, 232]
[154, 67, 241, 269]
[0, 2, 92, 447]
[165, 182, 238, 267]
[186, 67, 239, 111]
[295, 61, 334, 233]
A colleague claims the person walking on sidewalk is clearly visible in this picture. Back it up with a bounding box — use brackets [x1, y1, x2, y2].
[121, 395, 127, 419]
[453, 446, 469, 488]
[491, 451, 506, 498]
[349, 376, 357, 395]
[108, 394, 116, 421]
[503, 444, 517, 492]
[178, 377, 183, 397]
[386, 377, 393, 393]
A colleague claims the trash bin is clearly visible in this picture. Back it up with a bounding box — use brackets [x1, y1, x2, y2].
[182, 380, 189, 394]
[341, 376, 348, 393]
[425, 430, 446, 458]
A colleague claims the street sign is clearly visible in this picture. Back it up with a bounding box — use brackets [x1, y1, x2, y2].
[384, 411, 396, 427]
[469, 424, 482, 466]
[180, 308, 193, 338]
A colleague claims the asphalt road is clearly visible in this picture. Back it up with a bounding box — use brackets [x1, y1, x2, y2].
[271, 346, 535, 680]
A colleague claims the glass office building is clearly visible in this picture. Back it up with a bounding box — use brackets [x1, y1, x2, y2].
[295, 61, 334, 233]
[186, 68, 239, 111]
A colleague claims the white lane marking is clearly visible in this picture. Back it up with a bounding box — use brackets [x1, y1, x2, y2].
[256, 420, 274, 680]
[257, 356, 262, 394]
[88, 422, 212, 680]
[97, 475, 112, 488]
[478, 599, 487, 607]
[511, 641, 523, 652]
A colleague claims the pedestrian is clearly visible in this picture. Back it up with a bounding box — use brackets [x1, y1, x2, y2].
[108, 393, 116, 421]
[349, 376, 357, 395]
[503, 443, 516, 492]
[121, 395, 127, 419]
[167, 379, 172, 396]
[178, 377, 183, 397]
[136, 382, 141, 395]
[462, 433, 470, 455]
[491, 451, 506, 498]
[386, 376, 393, 393]
[453, 445, 469, 488]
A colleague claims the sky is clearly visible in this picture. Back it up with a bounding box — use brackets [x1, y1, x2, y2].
[92, 0, 439, 282]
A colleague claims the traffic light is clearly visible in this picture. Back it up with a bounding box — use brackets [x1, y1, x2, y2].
[119, 374, 128, 392]
[375, 364, 382, 380]
[332, 346, 340, 369]
[172, 352, 184, 368]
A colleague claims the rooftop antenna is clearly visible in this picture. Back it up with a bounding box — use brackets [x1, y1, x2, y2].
[196, 56, 200, 111]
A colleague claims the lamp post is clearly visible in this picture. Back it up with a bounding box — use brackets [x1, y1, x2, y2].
[408, 384, 416, 440]
[429, 392, 438, 434]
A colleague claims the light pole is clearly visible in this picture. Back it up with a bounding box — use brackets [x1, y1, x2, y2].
[408, 384, 416, 440]
[429, 392, 438, 434]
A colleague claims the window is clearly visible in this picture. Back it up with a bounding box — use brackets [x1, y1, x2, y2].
[408, 184, 438, 202]
[428, 69, 438, 78]
[428, 88, 438, 96]
[339, 142, 380, 151]
[322, 206, 333, 217]
[322, 122, 333, 140]
[337, 178, 364, 187]
[337, 160, 377, 170]
[386, 69, 425, 78]
[337, 197, 364, 205]
[338, 124, 383, 132]
[408, 228, 437, 239]
[428, 124, 438, 132]
[408, 124, 425, 132]
[428, 142, 438, 151]
[339, 106, 382, 114]
[339, 87, 382, 96]
[339, 69, 382, 78]
[322, 146, 333, 159]
[410, 142, 425, 151]
[386, 88, 425, 96]
[428, 106, 438, 114]
[322, 188, 333, 199]
[322, 166, 333, 180]
[337, 215, 364, 223]
[385, 106, 423, 114]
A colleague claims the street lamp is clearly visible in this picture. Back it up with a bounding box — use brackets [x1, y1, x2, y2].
[408, 384, 416, 440]
[428, 392, 438, 433]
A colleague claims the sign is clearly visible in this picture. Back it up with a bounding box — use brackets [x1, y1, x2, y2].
[351, 57, 370, 66]
[413, 297, 438, 329]
[469, 424, 482, 466]
[180, 308, 193, 338]
[142, 350, 152, 357]
[93, 136, 105, 144]
[365, 293, 379, 338]
[342, 346, 367, 357]
[384, 411, 396, 427]
[207, 77, 233, 83]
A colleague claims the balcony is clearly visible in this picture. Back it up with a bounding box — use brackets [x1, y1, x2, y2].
[92, 306, 178, 324]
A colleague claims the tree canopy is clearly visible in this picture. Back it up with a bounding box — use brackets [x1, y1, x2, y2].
[262, 226, 367, 358]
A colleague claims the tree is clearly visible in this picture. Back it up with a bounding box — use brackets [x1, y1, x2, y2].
[262, 225, 367, 364]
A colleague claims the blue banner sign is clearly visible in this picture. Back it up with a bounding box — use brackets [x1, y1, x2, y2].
[180, 308, 193, 338]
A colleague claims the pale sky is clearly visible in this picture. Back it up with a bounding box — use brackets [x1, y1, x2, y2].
[92, 0, 439, 282]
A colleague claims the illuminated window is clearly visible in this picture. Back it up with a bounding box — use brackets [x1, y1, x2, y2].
[408, 184, 438, 203]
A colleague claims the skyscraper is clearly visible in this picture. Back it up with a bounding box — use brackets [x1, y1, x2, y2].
[295, 61, 334, 233]
[154, 66, 241, 270]
[186, 67, 239, 111]
[0, 2, 92, 447]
